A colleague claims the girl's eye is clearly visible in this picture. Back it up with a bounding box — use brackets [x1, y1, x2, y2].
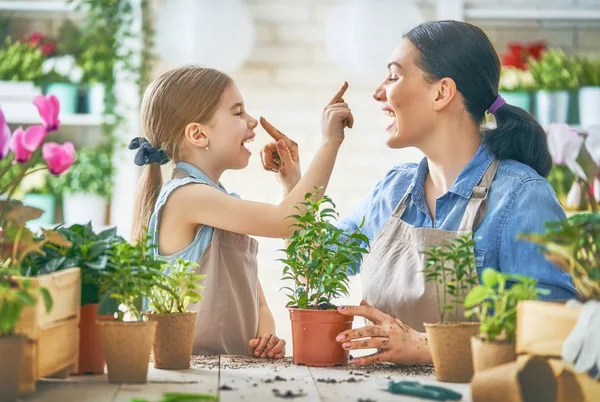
[387, 77, 398, 83]
[235, 111, 243, 116]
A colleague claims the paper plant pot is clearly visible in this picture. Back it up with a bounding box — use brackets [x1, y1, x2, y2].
[471, 355, 557, 402]
[0, 336, 25, 402]
[471, 336, 517, 373]
[97, 320, 156, 384]
[289, 308, 353, 367]
[516, 301, 581, 357]
[424, 322, 479, 383]
[146, 311, 197, 369]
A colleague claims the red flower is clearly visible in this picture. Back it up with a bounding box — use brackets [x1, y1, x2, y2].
[40, 42, 56, 56]
[27, 32, 45, 47]
[527, 42, 546, 60]
[501, 41, 547, 70]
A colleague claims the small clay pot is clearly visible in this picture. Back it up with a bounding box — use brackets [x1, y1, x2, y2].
[0, 336, 25, 402]
[424, 322, 479, 383]
[97, 319, 156, 384]
[76, 303, 114, 375]
[289, 308, 353, 367]
[146, 311, 197, 369]
[471, 336, 517, 373]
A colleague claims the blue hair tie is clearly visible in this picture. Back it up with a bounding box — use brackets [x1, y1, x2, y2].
[128, 137, 169, 166]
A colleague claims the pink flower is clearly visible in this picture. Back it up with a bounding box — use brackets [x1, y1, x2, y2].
[547, 123, 587, 180]
[0, 109, 11, 160]
[42, 142, 75, 175]
[33, 95, 60, 132]
[9, 125, 47, 163]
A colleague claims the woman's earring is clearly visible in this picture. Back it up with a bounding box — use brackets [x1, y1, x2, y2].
[205, 146, 209, 151]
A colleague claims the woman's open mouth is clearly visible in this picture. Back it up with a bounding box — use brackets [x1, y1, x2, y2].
[383, 107, 397, 133]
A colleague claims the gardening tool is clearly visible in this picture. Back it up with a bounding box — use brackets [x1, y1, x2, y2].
[387, 380, 463, 401]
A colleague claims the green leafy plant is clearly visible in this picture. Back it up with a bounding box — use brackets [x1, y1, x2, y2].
[0, 16, 9, 42]
[147, 259, 205, 314]
[0, 200, 71, 272]
[51, 145, 113, 198]
[23, 223, 122, 306]
[580, 57, 600, 87]
[529, 48, 582, 91]
[464, 268, 547, 343]
[99, 236, 165, 321]
[0, 276, 52, 336]
[0, 37, 45, 82]
[519, 213, 599, 301]
[280, 190, 370, 309]
[422, 234, 480, 323]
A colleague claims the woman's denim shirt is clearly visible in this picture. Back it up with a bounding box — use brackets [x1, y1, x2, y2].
[338, 145, 577, 301]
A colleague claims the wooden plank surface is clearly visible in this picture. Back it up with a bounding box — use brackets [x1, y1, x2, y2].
[218, 356, 321, 402]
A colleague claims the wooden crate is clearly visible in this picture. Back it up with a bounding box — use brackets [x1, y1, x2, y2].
[15, 268, 81, 394]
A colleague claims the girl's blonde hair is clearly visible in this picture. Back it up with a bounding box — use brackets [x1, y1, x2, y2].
[131, 66, 233, 244]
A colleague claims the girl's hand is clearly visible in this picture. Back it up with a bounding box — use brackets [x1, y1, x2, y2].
[321, 81, 353, 146]
[248, 333, 286, 359]
[335, 301, 431, 366]
[259, 117, 301, 194]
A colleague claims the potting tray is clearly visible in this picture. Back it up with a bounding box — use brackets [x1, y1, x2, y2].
[18, 355, 473, 402]
[14, 268, 81, 395]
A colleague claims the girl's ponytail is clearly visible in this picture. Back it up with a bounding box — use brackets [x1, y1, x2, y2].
[131, 162, 163, 244]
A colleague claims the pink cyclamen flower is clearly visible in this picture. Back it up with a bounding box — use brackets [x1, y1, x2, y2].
[0, 108, 11, 160]
[10, 125, 47, 163]
[42, 142, 75, 175]
[33, 95, 60, 132]
[546, 123, 587, 180]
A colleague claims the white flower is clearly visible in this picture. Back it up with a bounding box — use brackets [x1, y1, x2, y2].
[500, 67, 519, 91]
[42, 58, 55, 75]
[566, 181, 582, 209]
[69, 66, 83, 84]
[520, 70, 535, 89]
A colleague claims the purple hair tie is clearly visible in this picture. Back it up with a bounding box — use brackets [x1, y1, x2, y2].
[487, 95, 505, 115]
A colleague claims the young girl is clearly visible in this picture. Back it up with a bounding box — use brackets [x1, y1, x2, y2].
[130, 66, 352, 359]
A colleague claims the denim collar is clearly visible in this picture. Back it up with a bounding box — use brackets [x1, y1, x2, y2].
[174, 161, 230, 194]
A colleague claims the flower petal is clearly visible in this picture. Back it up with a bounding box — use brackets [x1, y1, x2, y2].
[10, 127, 32, 163]
[547, 123, 584, 165]
[585, 126, 600, 167]
[33, 95, 60, 132]
[21, 125, 47, 152]
[0, 108, 11, 160]
[566, 181, 582, 209]
[42, 141, 75, 175]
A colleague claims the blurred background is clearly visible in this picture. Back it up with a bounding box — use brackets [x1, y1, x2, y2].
[1, 0, 599, 350]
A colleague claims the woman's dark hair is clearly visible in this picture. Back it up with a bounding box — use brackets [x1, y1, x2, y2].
[404, 21, 552, 177]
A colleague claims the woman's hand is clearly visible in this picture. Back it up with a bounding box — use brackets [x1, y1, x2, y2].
[248, 333, 286, 359]
[335, 301, 431, 366]
[321, 81, 353, 146]
[259, 117, 301, 194]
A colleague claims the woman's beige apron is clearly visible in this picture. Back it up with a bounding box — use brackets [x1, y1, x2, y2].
[173, 169, 259, 355]
[361, 159, 499, 332]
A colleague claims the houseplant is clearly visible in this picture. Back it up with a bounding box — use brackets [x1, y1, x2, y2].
[498, 66, 536, 112]
[464, 268, 546, 373]
[79, 29, 114, 115]
[0, 275, 52, 402]
[97, 236, 164, 384]
[529, 49, 582, 127]
[52, 144, 113, 228]
[579, 57, 600, 129]
[422, 233, 480, 383]
[25, 223, 122, 375]
[280, 190, 369, 367]
[146, 258, 204, 369]
[41, 55, 84, 114]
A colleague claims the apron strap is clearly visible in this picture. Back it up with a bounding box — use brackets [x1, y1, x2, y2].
[458, 159, 500, 232]
[391, 185, 414, 218]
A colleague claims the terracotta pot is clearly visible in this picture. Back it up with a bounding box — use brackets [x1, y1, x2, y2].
[516, 301, 581, 357]
[289, 308, 353, 367]
[424, 322, 479, 383]
[0, 336, 25, 402]
[471, 336, 517, 373]
[146, 311, 197, 369]
[97, 319, 157, 384]
[76, 303, 113, 375]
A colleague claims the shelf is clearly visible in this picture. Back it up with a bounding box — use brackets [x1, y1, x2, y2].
[6, 112, 105, 127]
[465, 8, 600, 21]
[0, 1, 75, 13]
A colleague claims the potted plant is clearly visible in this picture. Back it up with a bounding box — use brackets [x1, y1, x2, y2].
[78, 29, 114, 115]
[529, 49, 582, 128]
[19, 164, 57, 228]
[0, 275, 52, 402]
[146, 258, 205, 369]
[579, 57, 600, 129]
[53, 145, 113, 228]
[422, 233, 480, 383]
[280, 190, 369, 367]
[25, 223, 122, 375]
[464, 268, 547, 373]
[0, 37, 45, 114]
[41, 55, 84, 114]
[96, 237, 164, 384]
[498, 66, 535, 112]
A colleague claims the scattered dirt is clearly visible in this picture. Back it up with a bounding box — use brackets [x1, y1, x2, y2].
[219, 385, 234, 391]
[358, 399, 378, 402]
[316, 377, 362, 384]
[272, 388, 306, 399]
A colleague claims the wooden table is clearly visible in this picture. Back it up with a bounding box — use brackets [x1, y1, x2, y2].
[19, 356, 472, 401]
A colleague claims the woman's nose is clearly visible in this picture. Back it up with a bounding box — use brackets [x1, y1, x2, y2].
[373, 84, 386, 102]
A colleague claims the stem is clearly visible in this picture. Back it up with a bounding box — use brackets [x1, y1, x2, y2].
[441, 257, 447, 323]
[583, 180, 599, 213]
[5, 166, 47, 200]
[12, 226, 23, 263]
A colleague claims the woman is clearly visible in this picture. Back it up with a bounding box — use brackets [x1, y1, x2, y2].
[260, 20, 577, 366]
